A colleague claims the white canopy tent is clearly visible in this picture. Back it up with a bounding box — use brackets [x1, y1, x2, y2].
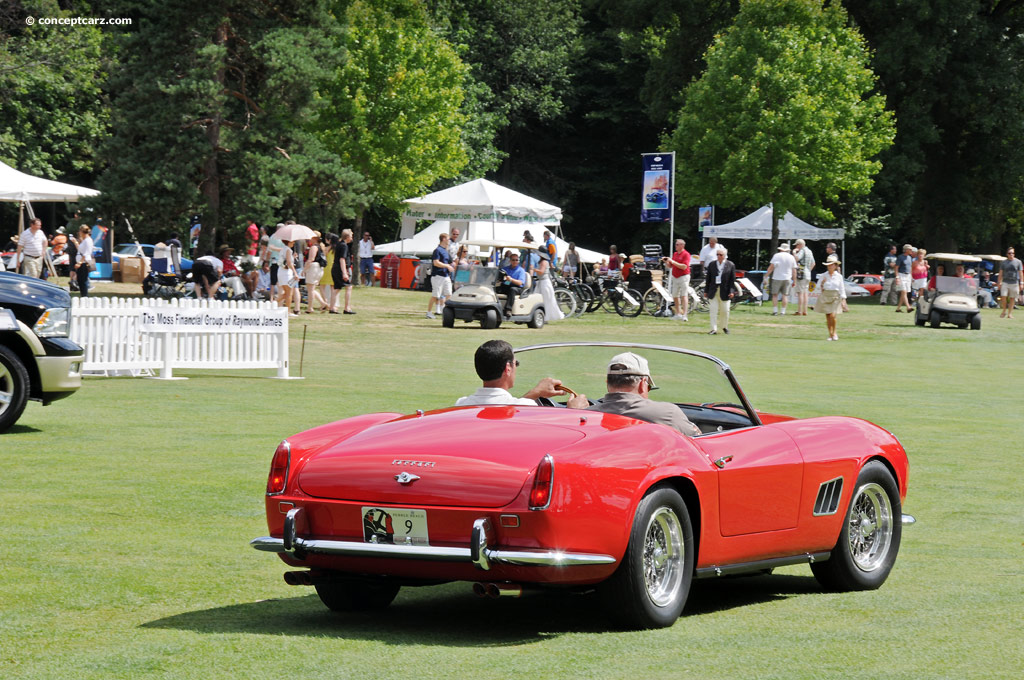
[702, 205, 845, 269]
[400, 178, 562, 241]
[375, 219, 605, 264]
[1, 160, 100, 274]
[1, 160, 101, 203]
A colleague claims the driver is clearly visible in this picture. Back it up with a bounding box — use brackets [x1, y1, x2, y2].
[456, 340, 588, 408]
[496, 253, 527, 318]
[588, 352, 701, 436]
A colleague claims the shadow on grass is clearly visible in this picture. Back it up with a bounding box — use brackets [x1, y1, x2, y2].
[142, 574, 822, 645]
[2, 423, 42, 433]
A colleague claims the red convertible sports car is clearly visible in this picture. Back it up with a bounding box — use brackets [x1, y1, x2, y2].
[252, 342, 913, 629]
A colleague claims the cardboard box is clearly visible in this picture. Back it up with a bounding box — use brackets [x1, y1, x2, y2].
[119, 256, 148, 283]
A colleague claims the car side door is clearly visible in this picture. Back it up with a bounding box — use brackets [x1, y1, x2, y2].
[694, 425, 804, 536]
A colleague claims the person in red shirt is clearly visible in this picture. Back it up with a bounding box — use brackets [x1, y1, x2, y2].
[219, 245, 258, 298]
[245, 219, 259, 256]
[663, 238, 692, 321]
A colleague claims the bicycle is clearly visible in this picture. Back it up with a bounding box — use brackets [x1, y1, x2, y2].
[554, 273, 592, 317]
[590, 273, 643, 317]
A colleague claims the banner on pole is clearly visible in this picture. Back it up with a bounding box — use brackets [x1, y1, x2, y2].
[699, 206, 714, 232]
[640, 153, 673, 223]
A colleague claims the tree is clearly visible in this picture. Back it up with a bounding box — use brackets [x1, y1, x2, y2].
[846, 0, 1024, 251]
[0, 1, 108, 179]
[666, 0, 895, 248]
[434, 0, 583, 186]
[317, 0, 469, 225]
[96, 0, 368, 249]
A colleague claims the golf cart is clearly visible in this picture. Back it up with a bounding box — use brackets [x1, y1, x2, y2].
[443, 240, 547, 329]
[914, 253, 982, 330]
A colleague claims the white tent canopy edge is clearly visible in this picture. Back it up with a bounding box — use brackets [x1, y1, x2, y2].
[702, 205, 845, 270]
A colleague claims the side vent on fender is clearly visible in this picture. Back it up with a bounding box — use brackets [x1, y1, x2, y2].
[813, 477, 843, 516]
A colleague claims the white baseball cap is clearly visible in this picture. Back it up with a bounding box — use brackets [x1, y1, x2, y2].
[607, 352, 657, 389]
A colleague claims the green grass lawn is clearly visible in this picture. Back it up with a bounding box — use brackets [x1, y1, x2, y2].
[3, 285, 1022, 679]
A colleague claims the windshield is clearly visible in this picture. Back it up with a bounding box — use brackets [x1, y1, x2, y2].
[468, 266, 501, 287]
[513, 342, 759, 424]
[115, 244, 138, 256]
[935, 275, 977, 295]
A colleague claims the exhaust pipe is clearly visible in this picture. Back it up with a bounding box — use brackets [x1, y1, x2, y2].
[472, 582, 523, 599]
[283, 571, 314, 586]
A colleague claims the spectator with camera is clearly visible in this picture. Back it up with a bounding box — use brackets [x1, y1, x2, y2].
[792, 239, 815, 315]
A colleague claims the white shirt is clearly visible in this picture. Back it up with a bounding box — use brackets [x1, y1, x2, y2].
[818, 271, 848, 298]
[20, 228, 47, 257]
[76, 236, 94, 264]
[699, 243, 718, 268]
[358, 238, 374, 258]
[768, 252, 797, 280]
[455, 387, 536, 406]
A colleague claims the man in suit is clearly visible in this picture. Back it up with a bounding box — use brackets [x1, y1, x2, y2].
[704, 245, 735, 334]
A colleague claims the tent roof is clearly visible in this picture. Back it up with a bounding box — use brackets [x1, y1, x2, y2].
[375, 220, 604, 264]
[402, 178, 561, 226]
[703, 205, 845, 240]
[0, 160, 100, 202]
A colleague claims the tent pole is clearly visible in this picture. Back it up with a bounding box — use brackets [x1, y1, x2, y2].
[755, 240, 760, 270]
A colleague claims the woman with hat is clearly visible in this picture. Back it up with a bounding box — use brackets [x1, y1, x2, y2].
[815, 255, 848, 340]
[534, 248, 564, 322]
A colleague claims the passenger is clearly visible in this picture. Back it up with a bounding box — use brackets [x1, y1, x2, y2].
[588, 352, 701, 436]
[456, 340, 588, 407]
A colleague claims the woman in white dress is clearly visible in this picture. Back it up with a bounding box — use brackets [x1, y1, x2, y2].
[277, 241, 299, 316]
[815, 255, 848, 340]
[535, 250, 564, 322]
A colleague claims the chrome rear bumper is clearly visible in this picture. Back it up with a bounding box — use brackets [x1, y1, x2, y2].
[251, 510, 616, 571]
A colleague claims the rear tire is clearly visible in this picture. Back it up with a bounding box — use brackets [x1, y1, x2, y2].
[600, 487, 693, 629]
[0, 344, 30, 432]
[315, 579, 400, 612]
[811, 461, 902, 591]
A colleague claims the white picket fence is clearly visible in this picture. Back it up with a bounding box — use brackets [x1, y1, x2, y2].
[70, 297, 293, 380]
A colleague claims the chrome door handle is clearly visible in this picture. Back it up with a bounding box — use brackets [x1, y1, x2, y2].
[713, 455, 733, 469]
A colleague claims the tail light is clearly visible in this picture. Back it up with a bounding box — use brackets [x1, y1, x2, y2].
[266, 440, 291, 495]
[529, 455, 554, 510]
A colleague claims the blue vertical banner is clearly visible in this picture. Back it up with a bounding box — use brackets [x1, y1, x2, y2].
[640, 153, 673, 223]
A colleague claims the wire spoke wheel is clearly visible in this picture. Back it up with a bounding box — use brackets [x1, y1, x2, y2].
[642, 506, 685, 607]
[554, 287, 577, 317]
[615, 288, 644, 317]
[643, 287, 668, 316]
[847, 482, 894, 572]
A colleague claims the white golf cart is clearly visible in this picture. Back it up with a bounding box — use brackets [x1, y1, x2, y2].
[914, 253, 982, 330]
[443, 240, 547, 329]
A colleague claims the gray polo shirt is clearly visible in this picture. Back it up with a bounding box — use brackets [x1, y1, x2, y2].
[588, 392, 700, 436]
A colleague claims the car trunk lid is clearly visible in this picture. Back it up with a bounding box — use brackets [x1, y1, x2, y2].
[297, 408, 586, 507]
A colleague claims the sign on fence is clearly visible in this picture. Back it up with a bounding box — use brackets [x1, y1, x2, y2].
[71, 297, 294, 380]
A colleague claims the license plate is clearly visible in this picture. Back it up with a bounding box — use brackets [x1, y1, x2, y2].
[361, 506, 429, 546]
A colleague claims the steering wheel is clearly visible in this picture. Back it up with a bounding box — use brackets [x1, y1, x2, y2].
[538, 384, 590, 408]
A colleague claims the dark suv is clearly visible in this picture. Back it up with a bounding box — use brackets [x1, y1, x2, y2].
[0, 271, 84, 431]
